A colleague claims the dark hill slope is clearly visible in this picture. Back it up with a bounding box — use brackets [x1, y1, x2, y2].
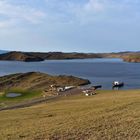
[0, 72, 90, 91]
[0, 51, 102, 62]
[0, 52, 44, 62]
[0, 51, 140, 62]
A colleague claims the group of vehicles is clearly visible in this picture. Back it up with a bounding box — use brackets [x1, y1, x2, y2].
[50, 81, 125, 97]
[83, 81, 124, 96]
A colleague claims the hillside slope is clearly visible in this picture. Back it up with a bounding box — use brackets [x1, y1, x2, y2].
[0, 72, 90, 91]
[0, 90, 139, 139]
[0, 51, 140, 62]
[0, 51, 44, 62]
[0, 51, 102, 62]
[123, 53, 140, 62]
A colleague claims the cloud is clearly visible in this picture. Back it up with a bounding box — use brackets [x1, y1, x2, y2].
[44, 0, 140, 25]
[84, 0, 104, 12]
[0, 19, 15, 28]
[0, 0, 45, 28]
[0, 0, 140, 52]
[1, 0, 140, 28]
[43, 0, 105, 25]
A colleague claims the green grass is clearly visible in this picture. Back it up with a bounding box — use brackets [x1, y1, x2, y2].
[0, 90, 140, 140]
[0, 89, 42, 108]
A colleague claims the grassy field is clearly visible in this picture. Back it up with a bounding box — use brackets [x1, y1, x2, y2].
[0, 90, 140, 140]
[0, 89, 42, 108]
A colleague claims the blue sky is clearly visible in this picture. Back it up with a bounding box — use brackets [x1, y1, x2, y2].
[0, 0, 140, 52]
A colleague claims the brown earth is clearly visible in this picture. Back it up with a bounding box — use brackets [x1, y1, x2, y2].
[0, 51, 140, 62]
[0, 51, 102, 62]
[0, 72, 90, 91]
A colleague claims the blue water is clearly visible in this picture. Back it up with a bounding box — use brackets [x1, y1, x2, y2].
[6, 93, 22, 98]
[0, 58, 140, 89]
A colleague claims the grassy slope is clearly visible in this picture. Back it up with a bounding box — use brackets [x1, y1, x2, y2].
[123, 54, 140, 62]
[0, 90, 42, 108]
[0, 72, 90, 92]
[0, 90, 140, 140]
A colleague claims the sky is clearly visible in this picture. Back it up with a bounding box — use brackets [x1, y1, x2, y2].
[0, 0, 140, 53]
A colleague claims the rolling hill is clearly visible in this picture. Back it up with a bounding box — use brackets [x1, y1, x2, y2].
[0, 51, 102, 62]
[0, 72, 90, 92]
[0, 51, 140, 62]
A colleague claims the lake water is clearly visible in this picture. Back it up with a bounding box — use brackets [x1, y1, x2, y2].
[0, 58, 140, 89]
[6, 93, 22, 98]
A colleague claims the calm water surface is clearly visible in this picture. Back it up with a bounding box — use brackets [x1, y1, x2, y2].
[6, 93, 22, 98]
[0, 58, 140, 89]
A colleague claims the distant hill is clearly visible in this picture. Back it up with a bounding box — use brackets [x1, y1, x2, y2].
[122, 53, 140, 63]
[0, 51, 102, 62]
[0, 51, 140, 62]
[0, 50, 8, 54]
[0, 51, 44, 62]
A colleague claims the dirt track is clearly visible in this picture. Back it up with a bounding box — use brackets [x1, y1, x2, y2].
[0, 96, 59, 111]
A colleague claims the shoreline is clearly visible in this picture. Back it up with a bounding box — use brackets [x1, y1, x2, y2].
[0, 51, 140, 63]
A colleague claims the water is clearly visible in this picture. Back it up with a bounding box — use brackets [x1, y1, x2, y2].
[0, 58, 140, 89]
[6, 93, 22, 98]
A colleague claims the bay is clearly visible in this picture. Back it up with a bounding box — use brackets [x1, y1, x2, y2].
[0, 58, 140, 89]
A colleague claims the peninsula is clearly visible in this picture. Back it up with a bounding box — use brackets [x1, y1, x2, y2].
[0, 72, 90, 92]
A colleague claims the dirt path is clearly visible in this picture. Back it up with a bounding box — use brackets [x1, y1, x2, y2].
[0, 96, 59, 111]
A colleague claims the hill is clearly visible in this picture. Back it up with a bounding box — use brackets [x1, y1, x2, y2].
[0, 50, 8, 54]
[100, 52, 140, 62]
[0, 72, 90, 92]
[0, 51, 44, 62]
[122, 53, 140, 63]
[0, 51, 140, 62]
[0, 90, 139, 139]
[0, 51, 102, 62]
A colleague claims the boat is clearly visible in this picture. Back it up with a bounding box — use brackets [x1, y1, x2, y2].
[112, 81, 124, 89]
[92, 85, 102, 90]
